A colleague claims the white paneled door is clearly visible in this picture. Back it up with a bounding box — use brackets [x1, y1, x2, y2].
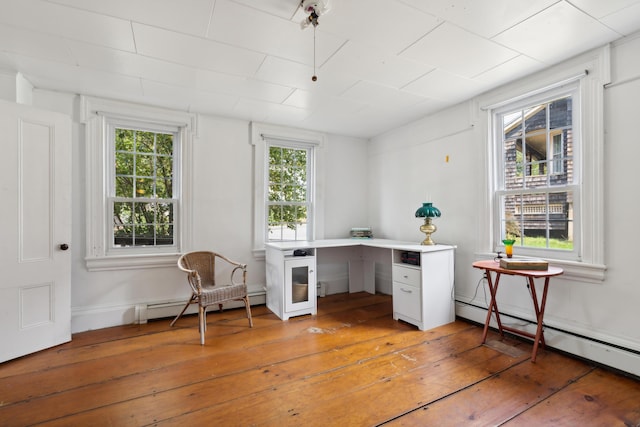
[0, 100, 71, 363]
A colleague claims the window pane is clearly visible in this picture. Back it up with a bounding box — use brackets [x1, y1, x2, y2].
[114, 225, 133, 247]
[550, 96, 572, 129]
[269, 184, 283, 202]
[285, 185, 306, 202]
[268, 224, 283, 240]
[136, 131, 155, 153]
[156, 178, 172, 199]
[135, 178, 154, 197]
[268, 205, 282, 223]
[501, 194, 522, 239]
[524, 105, 546, 133]
[136, 154, 154, 177]
[114, 202, 133, 225]
[115, 176, 134, 198]
[111, 125, 177, 250]
[496, 88, 577, 256]
[157, 202, 174, 224]
[156, 225, 173, 245]
[115, 129, 134, 151]
[115, 152, 134, 175]
[156, 133, 173, 155]
[156, 156, 173, 182]
[267, 144, 310, 242]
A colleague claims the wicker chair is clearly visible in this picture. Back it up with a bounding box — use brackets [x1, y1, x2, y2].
[171, 251, 253, 344]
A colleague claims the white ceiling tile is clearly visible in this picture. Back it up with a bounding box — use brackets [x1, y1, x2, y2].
[321, 41, 435, 89]
[567, 0, 640, 19]
[599, 3, 640, 35]
[402, 68, 487, 103]
[316, 0, 442, 53]
[1, 0, 135, 52]
[9, 54, 143, 98]
[398, 0, 558, 39]
[492, 2, 622, 64]
[254, 56, 357, 96]
[473, 55, 546, 86]
[194, 70, 294, 103]
[234, 98, 311, 124]
[3, 0, 640, 138]
[208, 0, 345, 66]
[282, 89, 326, 109]
[68, 41, 196, 83]
[0, 24, 75, 65]
[341, 80, 426, 110]
[141, 80, 240, 115]
[400, 22, 519, 78]
[132, 23, 265, 76]
[230, 0, 300, 20]
[45, 0, 215, 37]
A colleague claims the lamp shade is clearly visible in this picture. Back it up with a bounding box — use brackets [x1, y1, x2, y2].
[415, 202, 441, 218]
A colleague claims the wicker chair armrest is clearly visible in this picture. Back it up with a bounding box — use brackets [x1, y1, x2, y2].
[177, 255, 203, 293]
[230, 264, 247, 286]
[215, 253, 247, 287]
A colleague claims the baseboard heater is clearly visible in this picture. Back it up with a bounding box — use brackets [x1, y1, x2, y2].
[455, 299, 640, 378]
[139, 289, 266, 323]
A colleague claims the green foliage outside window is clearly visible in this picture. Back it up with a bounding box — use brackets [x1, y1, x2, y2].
[113, 128, 175, 247]
[268, 146, 309, 240]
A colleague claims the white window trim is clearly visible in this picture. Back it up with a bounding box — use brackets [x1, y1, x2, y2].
[251, 122, 325, 258]
[477, 46, 609, 282]
[492, 81, 581, 262]
[80, 96, 196, 271]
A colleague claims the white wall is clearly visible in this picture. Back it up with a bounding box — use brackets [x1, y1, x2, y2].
[27, 91, 369, 332]
[10, 31, 640, 375]
[369, 34, 640, 375]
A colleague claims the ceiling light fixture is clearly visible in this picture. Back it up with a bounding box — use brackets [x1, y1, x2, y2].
[299, 0, 330, 81]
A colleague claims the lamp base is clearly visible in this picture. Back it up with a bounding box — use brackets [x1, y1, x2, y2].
[419, 217, 437, 245]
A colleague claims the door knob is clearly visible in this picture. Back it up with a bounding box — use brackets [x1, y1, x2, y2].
[59, 243, 69, 251]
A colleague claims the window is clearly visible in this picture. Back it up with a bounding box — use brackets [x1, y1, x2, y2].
[251, 122, 325, 256]
[494, 88, 578, 256]
[267, 144, 312, 242]
[110, 125, 177, 249]
[82, 96, 195, 270]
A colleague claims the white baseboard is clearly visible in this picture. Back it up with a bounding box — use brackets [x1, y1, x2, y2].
[455, 302, 640, 378]
[71, 288, 266, 333]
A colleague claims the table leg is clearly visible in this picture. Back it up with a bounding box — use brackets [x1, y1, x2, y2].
[481, 270, 504, 343]
[530, 276, 551, 362]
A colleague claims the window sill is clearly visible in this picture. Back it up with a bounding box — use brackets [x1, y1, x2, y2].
[85, 253, 181, 271]
[474, 252, 606, 283]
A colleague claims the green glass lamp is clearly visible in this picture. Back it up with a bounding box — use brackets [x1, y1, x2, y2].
[415, 202, 441, 245]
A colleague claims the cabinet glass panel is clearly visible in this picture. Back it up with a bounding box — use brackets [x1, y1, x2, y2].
[291, 265, 309, 304]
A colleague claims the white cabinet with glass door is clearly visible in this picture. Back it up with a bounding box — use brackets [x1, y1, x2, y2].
[265, 245, 316, 320]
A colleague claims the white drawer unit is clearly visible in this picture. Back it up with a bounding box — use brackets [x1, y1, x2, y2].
[392, 249, 455, 331]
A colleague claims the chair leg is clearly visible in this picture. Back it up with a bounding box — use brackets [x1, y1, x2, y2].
[244, 296, 253, 328]
[170, 295, 196, 327]
[199, 305, 206, 345]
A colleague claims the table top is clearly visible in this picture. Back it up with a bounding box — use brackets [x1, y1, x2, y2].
[473, 259, 563, 277]
[266, 238, 456, 253]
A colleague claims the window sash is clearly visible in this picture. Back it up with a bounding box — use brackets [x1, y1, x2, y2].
[265, 143, 313, 242]
[493, 83, 580, 260]
[106, 122, 181, 254]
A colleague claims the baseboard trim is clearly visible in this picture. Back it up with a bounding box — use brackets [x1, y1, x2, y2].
[71, 288, 267, 333]
[455, 301, 640, 378]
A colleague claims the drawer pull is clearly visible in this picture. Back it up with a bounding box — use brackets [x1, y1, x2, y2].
[400, 287, 412, 294]
[403, 275, 409, 279]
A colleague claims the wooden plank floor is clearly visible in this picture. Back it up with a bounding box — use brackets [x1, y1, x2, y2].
[1, 292, 639, 426]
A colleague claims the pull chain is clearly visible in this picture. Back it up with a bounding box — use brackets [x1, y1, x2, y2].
[312, 25, 317, 82]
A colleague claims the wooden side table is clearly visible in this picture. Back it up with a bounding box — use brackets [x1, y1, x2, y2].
[472, 259, 563, 362]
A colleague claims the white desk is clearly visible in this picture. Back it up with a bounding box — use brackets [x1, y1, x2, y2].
[265, 239, 455, 330]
